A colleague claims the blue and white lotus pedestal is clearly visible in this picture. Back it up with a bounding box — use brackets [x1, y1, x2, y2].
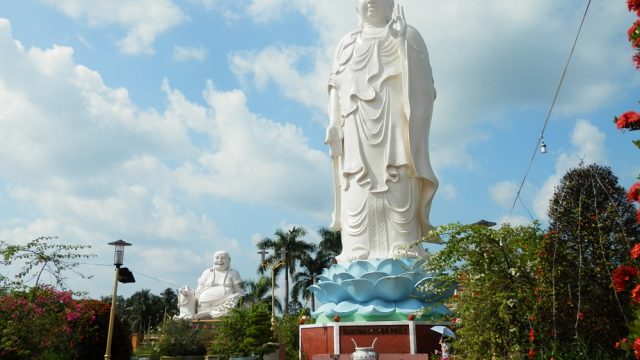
[300, 259, 455, 359]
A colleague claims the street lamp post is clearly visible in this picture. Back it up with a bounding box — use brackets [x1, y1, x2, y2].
[104, 240, 132, 360]
[258, 250, 285, 334]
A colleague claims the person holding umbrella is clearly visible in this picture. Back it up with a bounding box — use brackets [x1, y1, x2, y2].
[434, 335, 451, 360]
[430, 326, 454, 359]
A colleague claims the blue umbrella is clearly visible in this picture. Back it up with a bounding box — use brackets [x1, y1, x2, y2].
[430, 325, 456, 338]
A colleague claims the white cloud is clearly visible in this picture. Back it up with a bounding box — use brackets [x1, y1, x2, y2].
[40, 0, 186, 54]
[439, 184, 458, 200]
[0, 18, 331, 295]
[173, 46, 206, 62]
[489, 181, 519, 209]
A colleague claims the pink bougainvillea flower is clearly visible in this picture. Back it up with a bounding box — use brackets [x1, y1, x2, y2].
[612, 265, 639, 292]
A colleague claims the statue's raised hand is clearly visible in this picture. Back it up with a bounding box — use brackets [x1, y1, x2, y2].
[387, 4, 406, 40]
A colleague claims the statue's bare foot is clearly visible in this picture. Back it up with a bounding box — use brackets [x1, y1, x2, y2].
[335, 247, 370, 263]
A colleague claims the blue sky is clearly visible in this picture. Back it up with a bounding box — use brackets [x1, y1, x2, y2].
[1, 0, 639, 299]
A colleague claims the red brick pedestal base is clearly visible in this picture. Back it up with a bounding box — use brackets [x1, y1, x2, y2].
[300, 321, 448, 359]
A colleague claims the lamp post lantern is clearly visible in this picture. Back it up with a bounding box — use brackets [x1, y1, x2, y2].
[104, 240, 132, 360]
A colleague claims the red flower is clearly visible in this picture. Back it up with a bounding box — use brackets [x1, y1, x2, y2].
[632, 284, 640, 303]
[615, 111, 640, 130]
[633, 337, 640, 358]
[632, 243, 640, 259]
[528, 347, 535, 359]
[634, 53, 640, 70]
[630, 21, 640, 42]
[629, 0, 640, 14]
[576, 311, 585, 321]
[529, 327, 535, 342]
[612, 265, 639, 292]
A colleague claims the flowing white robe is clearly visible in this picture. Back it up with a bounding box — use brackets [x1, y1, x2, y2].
[328, 25, 439, 262]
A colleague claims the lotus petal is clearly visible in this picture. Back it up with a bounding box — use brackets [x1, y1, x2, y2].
[316, 275, 332, 283]
[347, 260, 376, 278]
[334, 301, 358, 316]
[361, 271, 387, 284]
[311, 302, 336, 317]
[342, 278, 376, 302]
[375, 276, 414, 302]
[333, 272, 355, 284]
[396, 298, 427, 313]
[401, 271, 429, 284]
[376, 258, 406, 276]
[308, 285, 332, 304]
[316, 282, 350, 303]
[326, 264, 347, 278]
[359, 299, 395, 316]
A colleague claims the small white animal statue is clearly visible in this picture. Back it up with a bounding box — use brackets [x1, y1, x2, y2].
[173, 286, 197, 320]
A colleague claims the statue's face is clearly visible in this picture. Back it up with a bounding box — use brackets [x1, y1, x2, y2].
[213, 251, 230, 271]
[357, 0, 394, 26]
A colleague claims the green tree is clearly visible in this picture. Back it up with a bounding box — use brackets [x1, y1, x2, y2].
[159, 287, 178, 319]
[123, 289, 165, 334]
[208, 304, 277, 359]
[292, 227, 342, 312]
[539, 164, 639, 357]
[0, 236, 94, 293]
[425, 223, 545, 359]
[257, 227, 316, 314]
[242, 276, 282, 313]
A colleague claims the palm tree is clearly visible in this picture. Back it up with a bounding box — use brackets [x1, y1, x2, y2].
[317, 227, 342, 261]
[292, 228, 342, 312]
[257, 226, 316, 315]
[241, 276, 282, 313]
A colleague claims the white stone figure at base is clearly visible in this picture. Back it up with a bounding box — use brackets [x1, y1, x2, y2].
[174, 286, 197, 320]
[325, 0, 440, 263]
[174, 250, 244, 320]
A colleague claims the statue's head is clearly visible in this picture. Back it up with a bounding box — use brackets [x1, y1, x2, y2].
[213, 251, 230, 271]
[356, 0, 394, 27]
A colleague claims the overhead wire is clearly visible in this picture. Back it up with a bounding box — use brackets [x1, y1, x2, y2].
[507, 0, 592, 220]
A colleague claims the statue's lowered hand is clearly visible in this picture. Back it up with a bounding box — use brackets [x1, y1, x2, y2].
[325, 126, 343, 158]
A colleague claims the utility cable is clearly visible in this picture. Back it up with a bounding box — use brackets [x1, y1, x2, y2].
[508, 0, 592, 219]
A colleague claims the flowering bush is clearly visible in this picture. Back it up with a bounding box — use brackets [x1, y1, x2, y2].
[0, 286, 131, 360]
[612, 244, 640, 358]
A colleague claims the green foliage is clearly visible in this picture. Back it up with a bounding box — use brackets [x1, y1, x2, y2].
[209, 304, 278, 359]
[277, 313, 302, 360]
[155, 319, 207, 356]
[0, 236, 95, 293]
[540, 164, 638, 356]
[425, 223, 545, 359]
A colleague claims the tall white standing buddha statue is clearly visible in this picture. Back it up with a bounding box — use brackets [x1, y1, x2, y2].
[325, 0, 440, 263]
